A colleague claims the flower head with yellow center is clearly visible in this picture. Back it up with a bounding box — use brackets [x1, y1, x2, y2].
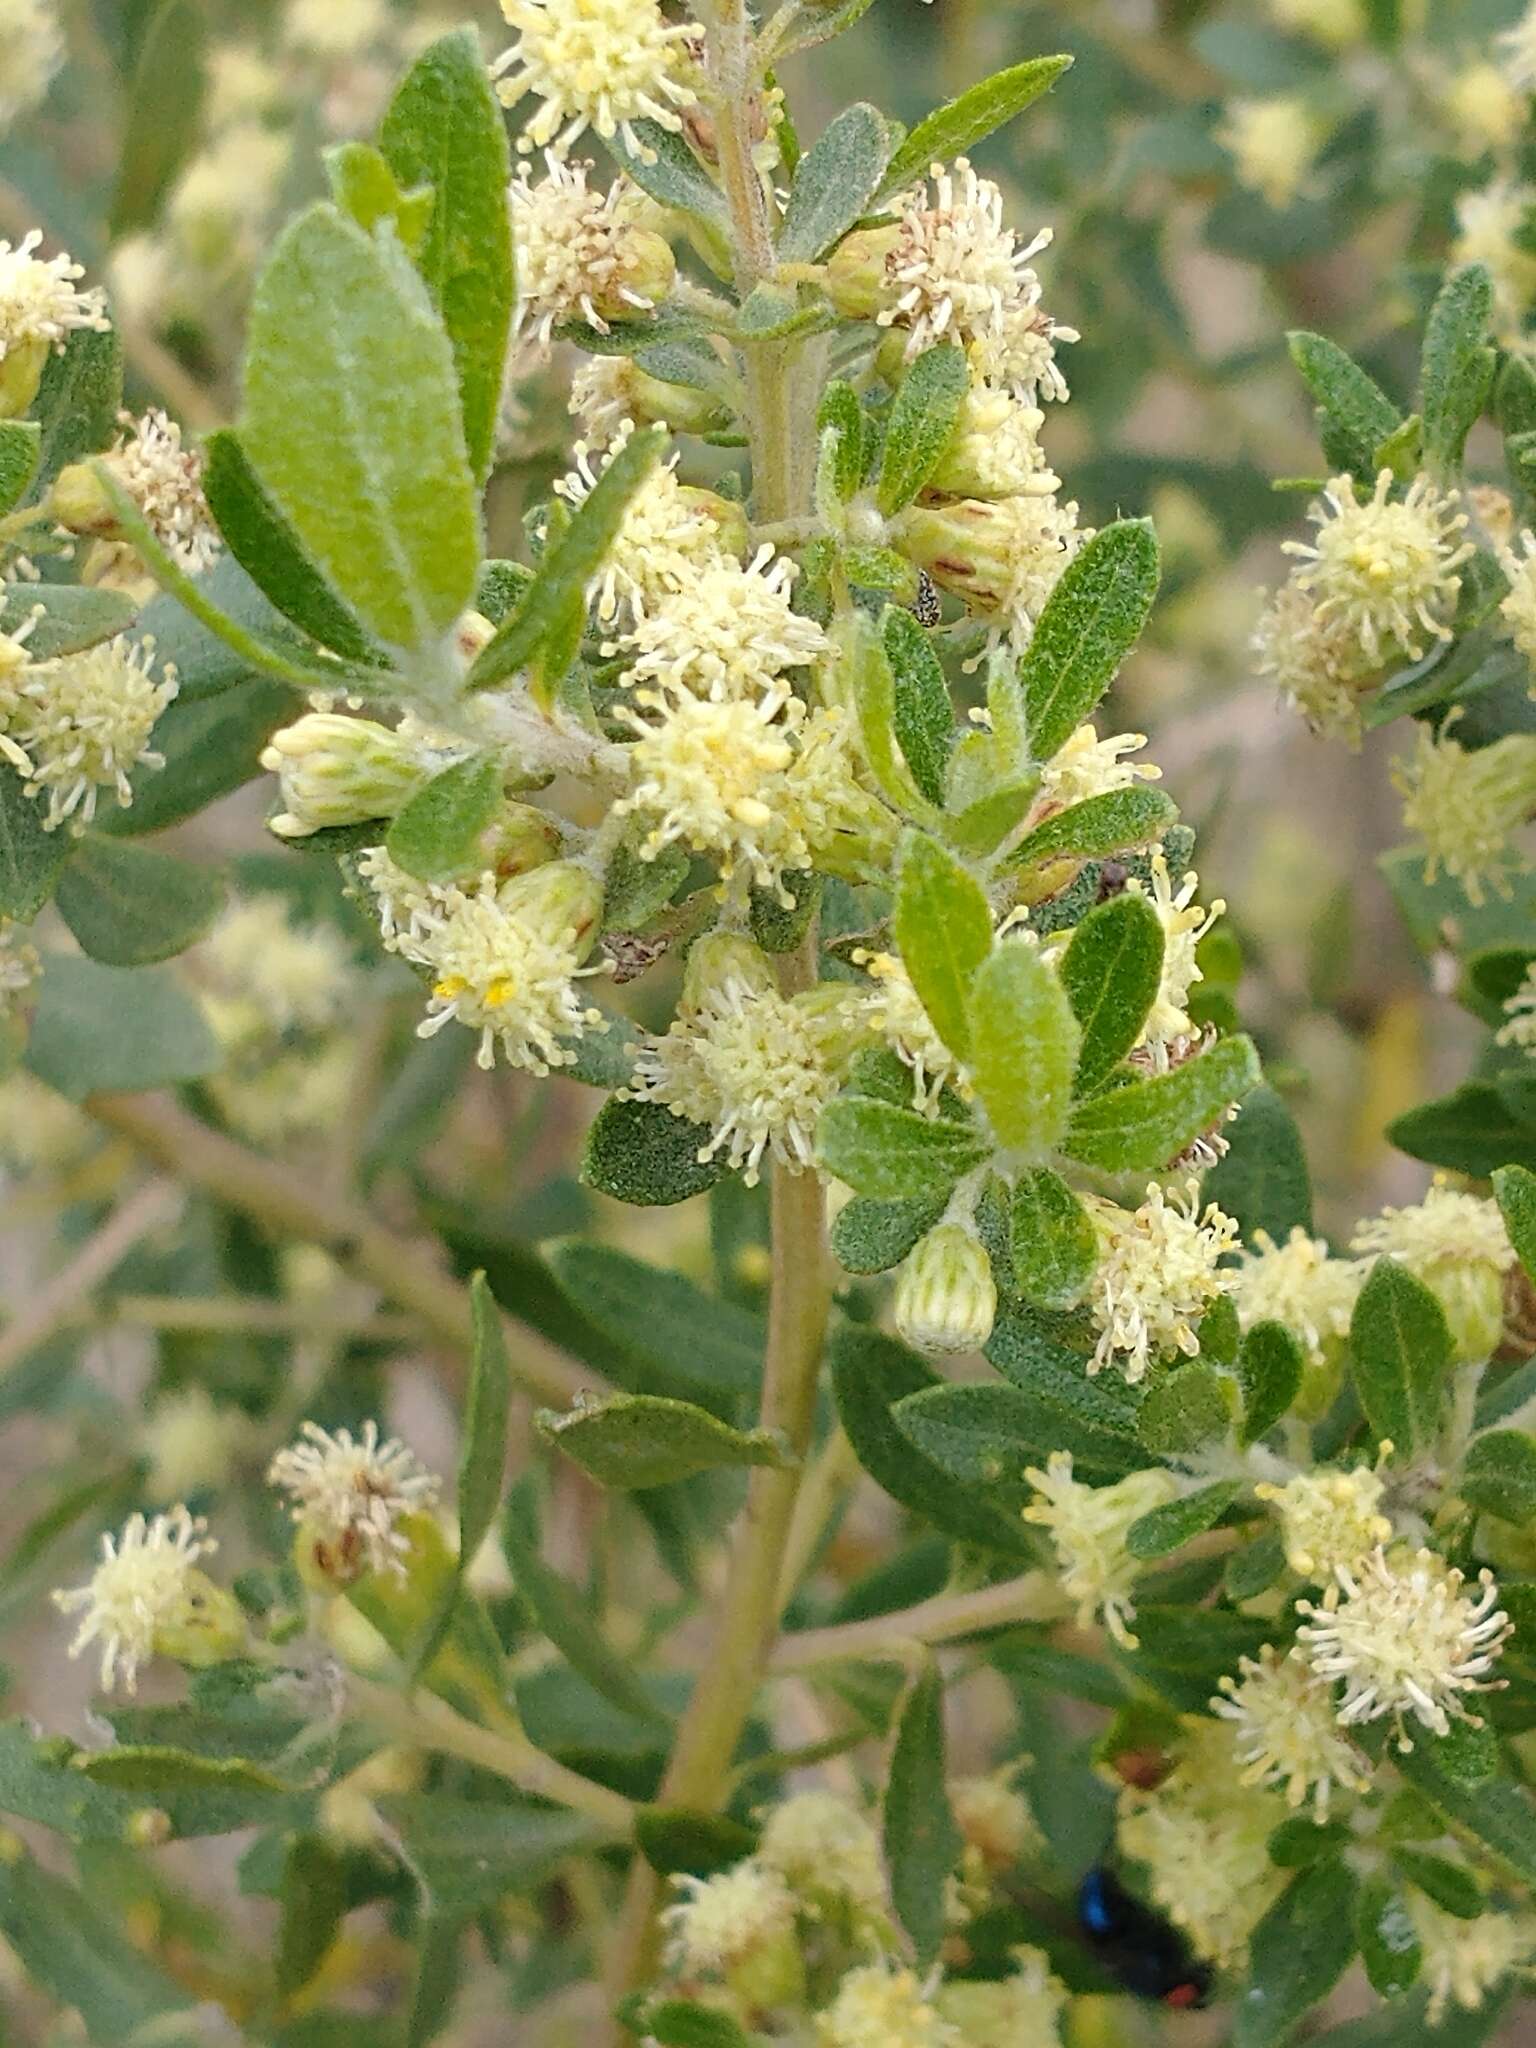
[399, 862, 605, 1075]
[268, 1420, 440, 1582]
[1255, 1463, 1394, 1580]
[1228, 1226, 1364, 1376]
[950, 1771, 1040, 1873]
[620, 546, 827, 701]
[817, 1962, 958, 2048]
[1443, 61, 1524, 155]
[0, 230, 109, 364]
[757, 1789, 888, 1916]
[1212, 1644, 1372, 1819]
[883, 162, 1064, 375]
[1124, 852, 1225, 1046]
[556, 431, 734, 622]
[1253, 581, 1378, 745]
[1283, 470, 1471, 666]
[1296, 1545, 1513, 1742]
[1085, 1179, 1238, 1383]
[1499, 529, 1536, 675]
[0, 0, 63, 131]
[936, 1948, 1067, 2048]
[631, 947, 857, 1186]
[53, 1506, 217, 1693]
[1409, 1893, 1536, 2024]
[1392, 718, 1536, 907]
[1352, 1181, 1516, 1361]
[1023, 1451, 1178, 1647]
[1115, 1720, 1288, 1966]
[0, 635, 177, 831]
[509, 155, 674, 354]
[662, 1858, 797, 1977]
[493, 0, 697, 160]
[1036, 723, 1161, 815]
[1216, 97, 1317, 210]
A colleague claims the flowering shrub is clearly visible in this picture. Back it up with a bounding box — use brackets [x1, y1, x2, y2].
[1, 2, 1536, 2045]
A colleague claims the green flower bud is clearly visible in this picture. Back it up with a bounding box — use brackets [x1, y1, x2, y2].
[680, 930, 778, 1012]
[607, 226, 677, 317]
[503, 858, 605, 956]
[891, 496, 1078, 625]
[725, 1922, 807, 2013]
[260, 713, 436, 838]
[151, 1569, 249, 1670]
[0, 334, 49, 420]
[479, 801, 563, 884]
[49, 459, 120, 539]
[824, 225, 901, 322]
[125, 1807, 174, 1847]
[894, 1220, 998, 1355]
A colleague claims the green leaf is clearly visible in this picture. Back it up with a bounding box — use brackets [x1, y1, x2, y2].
[1233, 1860, 1358, 2048]
[816, 1095, 988, 1201]
[828, 1325, 1036, 1555]
[777, 102, 889, 263]
[967, 942, 1079, 1155]
[831, 1192, 947, 1274]
[838, 610, 937, 818]
[876, 345, 970, 517]
[892, 829, 993, 1060]
[1011, 1167, 1096, 1309]
[642, 2005, 751, 2048]
[1463, 1429, 1536, 1524]
[1019, 519, 1160, 762]
[1392, 1848, 1484, 1919]
[25, 954, 220, 1099]
[469, 426, 666, 694]
[750, 867, 820, 956]
[1008, 784, 1177, 870]
[543, 1239, 764, 1401]
[1494, 1164, 1536, 1287]
[110, 0, 206, 240]
[818, 382, 865, 501]
[0, 583, 137, 660]
[1354, 1876, 1421, 1997]
[581, 1096, 724, 1207]
[241, 203, 480, 654]
[884, 1661, 961, 1971]
[897, 1376, 1144, 1493]
[55, 836, 224, 966]
[379, 28, 516, 481]
[1395, 1741, 1536, 1887]
[503, 1480, 669, 1724]
[326, 140, 435, 249]
[1127, 1481, 1240, 1560]
[202, 428, 376, 662]
[1226, 1526, 1288, 1601]
[0, 761, 70, 918]
[1349, 1257, 1453, 1460]
[1137, 1361, 1235, 1456]
[278, 1837, 348, 1997]
[30, 326, 123, 496]
[634, 1809, 758, 1878]
[881, 55, 1073, 196]
[1059, 892, 1164, 1095]
[606, 122, 730, 242]
[0, 1848, 198, 2043]
[1238, 1321, 1303, 1446]
[381, 1794, 604, 1915]
[1062, 1033, 1260, 1172]
[1203, 1084, 1314, 1245]
[385, 755, 502, 883]
[883, 607, 953, 809]
[1420, 264, 1496, 475]
[457, 1275, 511, 1569]
[536, 1392, 790, 1488]
[1287, 331, 1401, 474]
[0, 420, 40, 514]
[1390, 1083, 1536, 1180]
[0, 1723, 141, 1842]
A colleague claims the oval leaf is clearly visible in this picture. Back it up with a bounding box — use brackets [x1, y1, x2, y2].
[55, 837, 225, 966]
[1059, 892, 1165, 1095]
[1020, 519, 1160, 763]
[535, 1393, 791, 1489]
[1062, 1033, 1260, 1173]
[777, 102, 889, 263]
[892, 829, 994, 1060]
[1349, 1257, 1453, 1461]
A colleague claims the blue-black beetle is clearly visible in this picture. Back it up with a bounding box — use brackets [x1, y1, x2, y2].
[1076, 1866, 1211, 2010]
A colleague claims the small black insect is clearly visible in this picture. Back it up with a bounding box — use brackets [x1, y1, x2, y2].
[912, 569, 942, 627]
[1076, 1866, 1211, 2010]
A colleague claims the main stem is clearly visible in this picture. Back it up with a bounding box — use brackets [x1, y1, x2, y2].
[605, 0, 834, 2008]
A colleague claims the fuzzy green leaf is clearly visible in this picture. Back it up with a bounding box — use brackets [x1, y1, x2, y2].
[1392, 1848, 1484, 1920]
[30, 327, 123, 496]
[55, 837, 225, 966]
[1019, 518, 1160, 762]
[883, 607, 954, 809]
[0, 1849, 199, 2042]
[840, 611, 935, 816]
[882, 55, 1073, 196]
[966, 941, 1079, 1155]
[1287, 330, 1401, 474]
[0, 762, 70, 918]
[536, 1393, 790, 1489]
[831, 1192, 947, 1275]
[386, 755, 502, 883]
[1463, 1429, 1536, 1525]
[817, 382, 866, 500]
[326, 140, 435, 249]
[1137, 1362, 1235, 1455]
[1354, 1876, 1421, 1997]
[885, 1661, 961, 1971]
[1238, 1320, 1303, 1446]
[0, 584, 137, 661]
[0, 421, 39, 514]
[643, 2004, 751, 2048]
[1395, 1739, 1536, 1887]
[1419, 264, 1496, 475]
[876, 345, 970, 516]
[607, 123, 731, 241]
[897, 1374, 1146, 1493]
[277, 1837, 349, 1998]
[379, 28, 516, 481]
[1127, 1480, 1240, 1559]
[26, 955, 220, 1100]
[892, 829, 993, 1059]
[817, 1095, 988, 1201]
[1494, 1164, 1536, 1287]
[1009, 784, 1177, 870]
[777, 102, 889, 263]
[1233, 1861, 1358, 2048]
[241, 203, 480, 654]
[543, 1239, 764, 1401]
[460, 1274, 511, 1566]
[1059, 892, 1165, 1095]
[1010, 1167, 1096, 1308]
[1349, 1257, 1453, 1460]
[1061, 1033, 1260, 1172]
[581, 1096, 724, 1207]
[1203, 1084, 1314, 1244]
[469, 426, 666, 692]
[634, 1810, 759, 1879]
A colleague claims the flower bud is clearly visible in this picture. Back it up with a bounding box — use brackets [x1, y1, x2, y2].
[479, 800, 563, 883]
[678, 485, 751, 559]
[151, 1569, 249, 1669]
[894, 1220, 997, 1355]
[500, 858, 604, 956]
[824, 225, 901, 321]
[725, 1924, 807, 2014]
[927, 384, 1059, 502]
[49, 459, 120, 539]
[0, 334, 48, 420]
[680, 930, 777, 1013]
[891, 495, 1076, 623]
[596, 355, 732, 435]
[609, 226, 677, 316]
[260, 713, 435, 838]
[125, 1807, 174, 1847]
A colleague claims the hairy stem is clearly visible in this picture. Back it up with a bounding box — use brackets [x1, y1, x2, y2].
[770, 1568, 1065, 1673]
